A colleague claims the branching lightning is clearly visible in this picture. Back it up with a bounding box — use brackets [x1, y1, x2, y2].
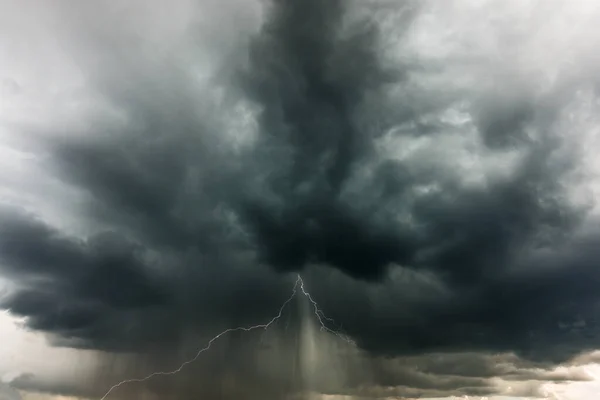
[298, 277, 355, 345]
[99, 274, 352, 400]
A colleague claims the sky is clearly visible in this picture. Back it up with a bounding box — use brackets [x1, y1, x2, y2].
[2, 0, 600, 399]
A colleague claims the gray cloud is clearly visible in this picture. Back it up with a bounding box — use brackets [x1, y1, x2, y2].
[0, 383, 20, 400]
[2, 0, 600, 398]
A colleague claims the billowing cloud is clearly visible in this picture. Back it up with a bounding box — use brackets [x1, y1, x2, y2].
[2, 0, 600, 398]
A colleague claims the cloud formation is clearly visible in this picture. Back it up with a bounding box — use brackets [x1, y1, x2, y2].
[2, 0, 600, 398]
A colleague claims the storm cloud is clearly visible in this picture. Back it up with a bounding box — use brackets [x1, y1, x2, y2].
[2, 0, 600, 398]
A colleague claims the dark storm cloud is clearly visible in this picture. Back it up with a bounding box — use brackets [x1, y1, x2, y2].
[3, 0, 600, 398]
[227, 0, 584, 288]
[236, 0, 417, 280]
[298, 229, 600, 363]
[0, 205, 294, 352]
[0, 209, 168, 309]
[0, 206, 174, 348]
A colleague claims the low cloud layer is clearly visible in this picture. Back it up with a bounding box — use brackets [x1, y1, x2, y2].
[2, 0, 600, 398]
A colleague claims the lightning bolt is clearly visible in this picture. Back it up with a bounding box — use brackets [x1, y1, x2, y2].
[298, 277, 355, 345]
[99, 274, 352, 400]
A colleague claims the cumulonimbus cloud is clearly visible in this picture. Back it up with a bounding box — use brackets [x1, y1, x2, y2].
[2, 0, 600, 398]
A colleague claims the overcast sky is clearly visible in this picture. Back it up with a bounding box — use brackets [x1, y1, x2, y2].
[2, 0, 600, 399]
